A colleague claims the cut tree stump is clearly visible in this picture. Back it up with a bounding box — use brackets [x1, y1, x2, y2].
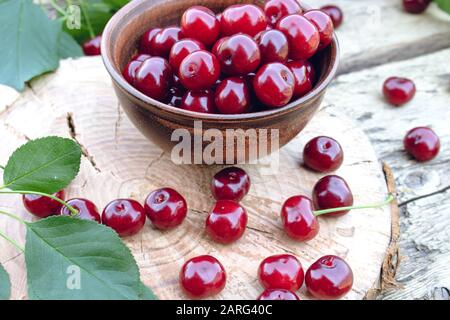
[0, 57, 393, 300]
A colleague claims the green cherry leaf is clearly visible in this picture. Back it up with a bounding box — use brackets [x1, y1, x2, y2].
[0, 263, 11, 300]
[25, 216, 152, 300]
[435, 0, 450, 14]
[139, 282, 158, 300]
[58, 29, 84, 59]
[102, 0, 130, 11]
[3, 137, 81, 194]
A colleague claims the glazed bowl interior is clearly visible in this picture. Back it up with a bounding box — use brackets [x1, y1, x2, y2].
[102, 0, 339, 122]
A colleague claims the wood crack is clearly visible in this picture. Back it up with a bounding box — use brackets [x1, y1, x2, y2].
[399, 185, 450, 207]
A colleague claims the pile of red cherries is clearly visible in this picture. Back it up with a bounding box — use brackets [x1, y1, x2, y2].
[122, 0, 336, 113]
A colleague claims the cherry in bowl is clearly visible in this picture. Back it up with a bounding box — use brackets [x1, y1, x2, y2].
[181, 90, 216, 114]
[303, 136, 344, 173]
[61, 198, 101, 223]
[287, 60, 316, 99]
[181, 6, 220, 46]
[304, 10, 334, 51]
[211, 166, 251, 202]
[102, 199, 146, 237]
[255, 29, 289, 64]
[220, 4, 267, 37]
[169, 39, 205, 71]
[23, 190, 66, 218]
[134, 57, 173, 101]
[313, 175, 354, 217]
[404, 127, 440, 162]
[179, 50, 221, 91]
[215, 77, 251, 114]
[264, 0, 302, 26]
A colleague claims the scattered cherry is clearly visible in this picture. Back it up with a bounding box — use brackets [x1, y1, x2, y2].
[179, 50, 221, 90]
[215, 77, 251, 114]
[82, 35, 102, 56]
[169, 39, 205, 71]
[122, 54, 151, 85]
[144, 187, 187, 230]
[211, 167, 251, 202]
[383, 77, 416, 106]
[313, 175, 354, 217]
[215, 34, 261, 76]
[255, 29, 289, 64]
[60, 198, 101, 223]
[258, 254, 304, 291]
[134, 57, 173, 100]
[253, 62, 295, 108]
[305, 255, 353, 300]
[264, 0, 302, 26]
[257, 288, 299, 300]
[180, 255, 226, 298]
[281, 195, 319, 241]
[276, 14, 320, 60]
[206, 200, 248, 244]
[102, 199, 146, 237]
[181, 90, 216, 113]
[287, 60, 316, 98]
[303, 136, 344, 172]
[403, 0, 431, 14]
[220, 4, 267, 37]
[304, 10, 334, 50]
[320, 5, 343, 28]
[151, 26, 183, 57]
[139, 28, 162, 54]
[23, 190, 65, 218]
[181, 6, 220, 46]
[404, 127, 440, 162]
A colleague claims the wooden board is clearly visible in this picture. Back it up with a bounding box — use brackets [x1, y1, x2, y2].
[0, 57, 392, 300]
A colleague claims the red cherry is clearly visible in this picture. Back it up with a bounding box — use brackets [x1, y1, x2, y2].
[215, 77, 251, 114]
[169, 38, 205, 71]
[211, 166, 250, 201]
[181, 90, 216, 113]
[215, 34, 261, 76]
[23, 190, 65, 218]
[220, 4, 267, 37]
[303, 136, 344, 172]
[258, 254, 304, 291]
[122, 54, 151, 84]
[403, 0, 431, 14]
[134, 57, 173, 101]
[179, 50, 221, 90]
[82, 35, 102, 56]
[151, 26, 183, 57]
[281, 195, 319, 241]
[320, 5, 343, 28]
[144, 188, 187, 230]
[255, 29, 289, 63]
[180, 255, 226, 298]
[305, 255, 353, 300]
[383, 77, 416, 106]
[206, 200, 248, 244]
[304, 10, 334, 50]
[139, 28, 162, 54]
[102, 199, 146, 237]
[212, 37, 229, 56]
[60, 198, 101, 223]
[264, 0, 302, 26]
[276, 14, 320, 60]
[404, 127, 440, 162]
[181, 6, 220, 46]
[257, 289, 299, 300]
[287, 60, 316, 98]
[313, 175, 354, 217]
[253, 62, 295, 108]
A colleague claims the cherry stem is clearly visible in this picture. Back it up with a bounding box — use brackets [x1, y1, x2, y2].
[0, 190, 79, 216]
[0, 210, 26, 252]
[0, 165, 4, 170]
[48, 0, 67, 17]
[313, 194, 396, 217]
[79, 0, 95, 39]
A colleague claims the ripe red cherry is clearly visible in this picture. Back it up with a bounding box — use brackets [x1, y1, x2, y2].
[215, 77, 251, 114]
[216, 34, 261, 76]
[220, 4, 267, 37]
[303, 136, 344, 172]
[255, 29, 289, 63]
[122, 54, 151, 84]
[264, 0, 302, 26]
[179, 50, 220, 90]
[403, 0, 431, 14]
[180, 255, 226, 298]
[169, 38, 205, 72]
[276, 14, 320, 60]
[281, 195, 319, 241]
[181, 6, 220, 46]
[82, 35, 102, 56]
[305, 255, 353, 300]
[257, 289, 299, 300]
[206, 200, 248, 244]
[134, 57, 173, 101]
[287, 60, 316, 98]
[144, 187, 187, 230]
[102, 199, 146, 237]
[313, 175, 354, 217]
[151, 26, 183, 57]
[320, 5, 343, 28]
[60, 198, 101, 223]
[23, 190, 65, 218]
[181, 90, 216, 113]
[211, 166, 250, 201]
[253, 62, 295, 108]
[404, 127, 440, 162]
[139, 28, 162, 54]
[383, 77, 416, 106]
[212, 37, 229, 56]
[304, 10, 334, 50]
[258, 254, 304, 291]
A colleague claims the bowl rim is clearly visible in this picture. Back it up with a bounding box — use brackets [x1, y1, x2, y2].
[101, 0, 340, 122]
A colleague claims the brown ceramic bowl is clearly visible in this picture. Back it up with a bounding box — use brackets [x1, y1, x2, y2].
[101, 0, 339, 163]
